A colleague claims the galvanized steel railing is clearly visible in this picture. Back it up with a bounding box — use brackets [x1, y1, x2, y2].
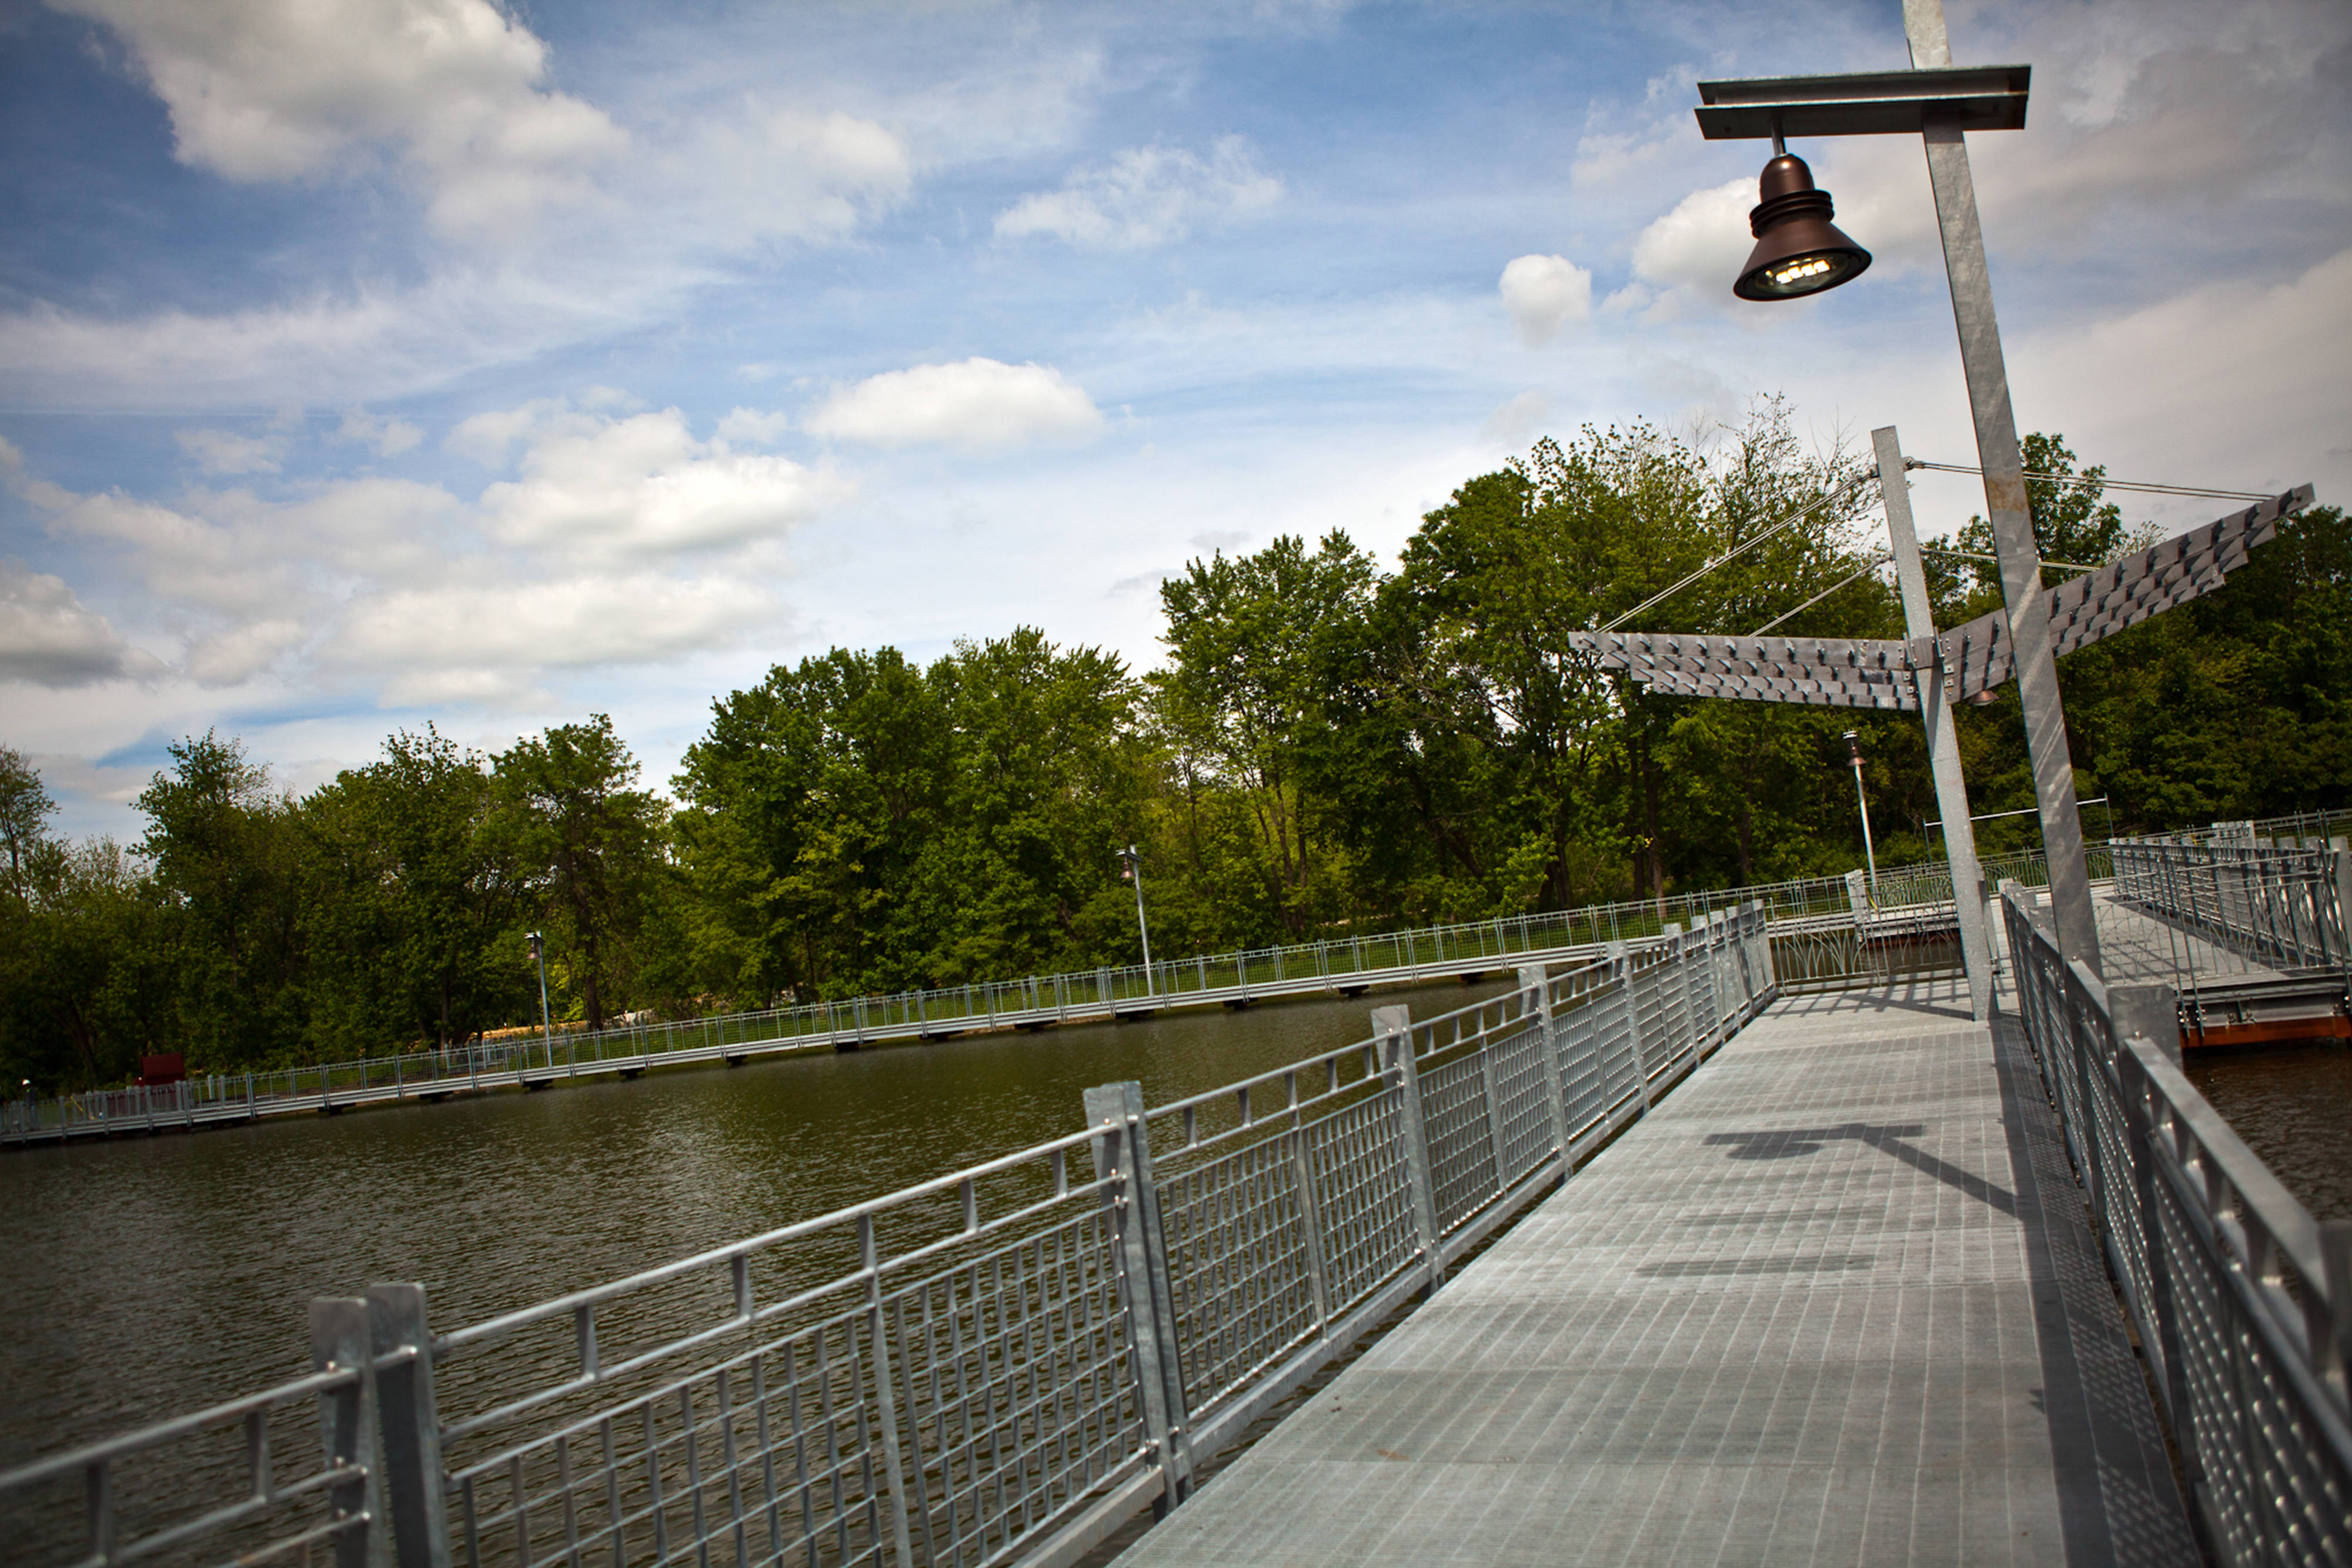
[2110, 837, 2352, 980]
[2002, 884, 2352, 1565]
[0, 908, 1775, 1568]
[2, 852, 2049, 1147]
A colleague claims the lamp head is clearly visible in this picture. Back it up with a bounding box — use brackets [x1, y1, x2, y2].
[1734, 153, 1870, 302]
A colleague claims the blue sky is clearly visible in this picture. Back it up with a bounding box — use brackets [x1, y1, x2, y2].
[3, 0, 2347, 837]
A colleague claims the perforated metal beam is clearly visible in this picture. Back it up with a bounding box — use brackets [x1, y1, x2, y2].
[1568, 485, 2310, 712]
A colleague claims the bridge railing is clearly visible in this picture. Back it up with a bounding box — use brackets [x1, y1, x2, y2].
[2110, 837, 2351, 980]
[2002, 884, 2352, 1565]
[0, 908, 1775, 1568]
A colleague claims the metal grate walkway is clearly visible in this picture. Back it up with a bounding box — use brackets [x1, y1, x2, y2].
[1111, 978, 2199, 1567]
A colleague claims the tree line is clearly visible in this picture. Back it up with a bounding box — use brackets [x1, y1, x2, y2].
[4, 403, 2343, 1089]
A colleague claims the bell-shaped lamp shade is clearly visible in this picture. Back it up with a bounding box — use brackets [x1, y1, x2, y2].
[1733, 153, 1871, 302]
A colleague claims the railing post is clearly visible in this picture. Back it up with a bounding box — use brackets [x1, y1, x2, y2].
[1519, 964, 1571, 1164]
[1373, 1005, 1444, 1293]
[310, 1297, 392, 1568]
[1084, 1082, 1194, 1512]
[367, 1284, 452, 1568]
[2111, 986, 2181, 1071]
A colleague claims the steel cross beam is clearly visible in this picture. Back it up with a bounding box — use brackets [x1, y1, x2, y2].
[1568, 485, 2310, 713]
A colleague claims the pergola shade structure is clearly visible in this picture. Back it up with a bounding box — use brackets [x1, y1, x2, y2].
[1568, 485, 2312, 713]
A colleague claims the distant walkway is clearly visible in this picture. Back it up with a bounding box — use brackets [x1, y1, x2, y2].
[1114, 979, 2197, 1567]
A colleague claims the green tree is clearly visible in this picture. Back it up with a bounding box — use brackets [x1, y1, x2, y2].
[495, 717, 666, 1030]
[303, 728, 529, 1048]
[136, 733, 313, 1065]
[1154, 533, 1377, 933]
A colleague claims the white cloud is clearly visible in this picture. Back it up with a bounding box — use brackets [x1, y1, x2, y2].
[995, 136, 1280, 250]
[447, 397, 570, 467]
[2012, 245, 2352, 519]
[716, 407, 790, 445]
[1498, 255, 1593, 346]
[0, 560, 166, 686]
[1480, 390, 1552, 446]
[805, 359, 1102, 451]
[1628, 178, 1755, 303]
[481, 409, 851, 559]
[175, 427, 284, 474]
[327, 573, 773, 706]
[57, 0, 627, 239]
[677, 108, 911, 250]
[11, 396, 848, 706]
[185, 617, 307, 687]
[335, 409, 425, 457]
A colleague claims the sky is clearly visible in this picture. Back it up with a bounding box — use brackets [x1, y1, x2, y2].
[2, 0, 2346, 839]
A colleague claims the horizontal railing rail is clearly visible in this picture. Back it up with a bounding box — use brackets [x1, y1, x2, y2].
[2, 908, 1777, 1568]
[2002, 882, 2352, 1565]
[4, 852, 2053, 1148]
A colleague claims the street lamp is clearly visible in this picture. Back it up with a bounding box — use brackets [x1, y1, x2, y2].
[1695, 5, 2103, 978]
[526, 930, 554, 1071]
[1842, 730, 1879, 898]
[1733, 142, 1870, 301]
[1119, 845, 1155, 996]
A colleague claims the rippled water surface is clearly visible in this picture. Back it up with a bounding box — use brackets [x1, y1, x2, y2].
[2186, 1042, 2352, 1223]
[0, 980, 1509, 1467]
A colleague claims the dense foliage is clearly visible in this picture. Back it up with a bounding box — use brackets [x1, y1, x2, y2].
[4, 408, 2343, 1089]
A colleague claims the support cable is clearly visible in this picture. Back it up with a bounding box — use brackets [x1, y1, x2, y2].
[1596, 473, 1872, 634]
[1906, 460, 2274, 502]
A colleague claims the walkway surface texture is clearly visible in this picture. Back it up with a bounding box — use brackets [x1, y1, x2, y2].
[1114, 978, 2200, 1567]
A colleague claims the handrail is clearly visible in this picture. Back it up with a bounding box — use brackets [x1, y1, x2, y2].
[2000, 882, 2351, 1562]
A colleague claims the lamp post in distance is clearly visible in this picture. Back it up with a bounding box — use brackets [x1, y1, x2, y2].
[1842, 730, 1879, 898]
[526, 931, 555, 1072]
[1694, 12, 2103, 978]
[1120, 845, 1155, 997]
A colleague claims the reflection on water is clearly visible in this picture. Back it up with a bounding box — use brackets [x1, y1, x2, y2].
[0, 978, 1509, 1467]
[2186, 1043, 2352, 1225]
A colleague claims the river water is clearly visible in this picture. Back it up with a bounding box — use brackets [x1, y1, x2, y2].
[0, 978, 1511, 1470]
[2186, 1042, 2352, 1223]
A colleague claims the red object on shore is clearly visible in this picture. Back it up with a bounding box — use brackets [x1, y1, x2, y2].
[137, 1053, 186, 1086]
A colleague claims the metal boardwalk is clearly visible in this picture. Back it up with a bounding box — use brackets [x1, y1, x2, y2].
[1111, 978, 2199, 1567]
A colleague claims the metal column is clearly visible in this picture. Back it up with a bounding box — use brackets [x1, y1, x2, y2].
[1910, 2, 2101, 978]
[1875, 424, 1993, 1019]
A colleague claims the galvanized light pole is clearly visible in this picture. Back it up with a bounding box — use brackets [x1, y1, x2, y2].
[527, 930, 555, 1071]
[1694, 0, 2103, 978]
[1842, 730, 1879, 899]
[1121, 846, 1156, 995]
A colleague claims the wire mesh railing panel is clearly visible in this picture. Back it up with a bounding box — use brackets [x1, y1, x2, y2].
[1416, 1047, 1505, 1235]
[447, 1314, 899, 1568]
[423, 1130, 1139, 1568]
[1301, 1092, 1420, 1312]
[1628, 960, 1672, 1091]
[1489, 1028, 1557, 1188]
[890, 1221, 1142, 1568]
[1157, 1135, 1318, 1420]
[1552, 992, 1623, 1146]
